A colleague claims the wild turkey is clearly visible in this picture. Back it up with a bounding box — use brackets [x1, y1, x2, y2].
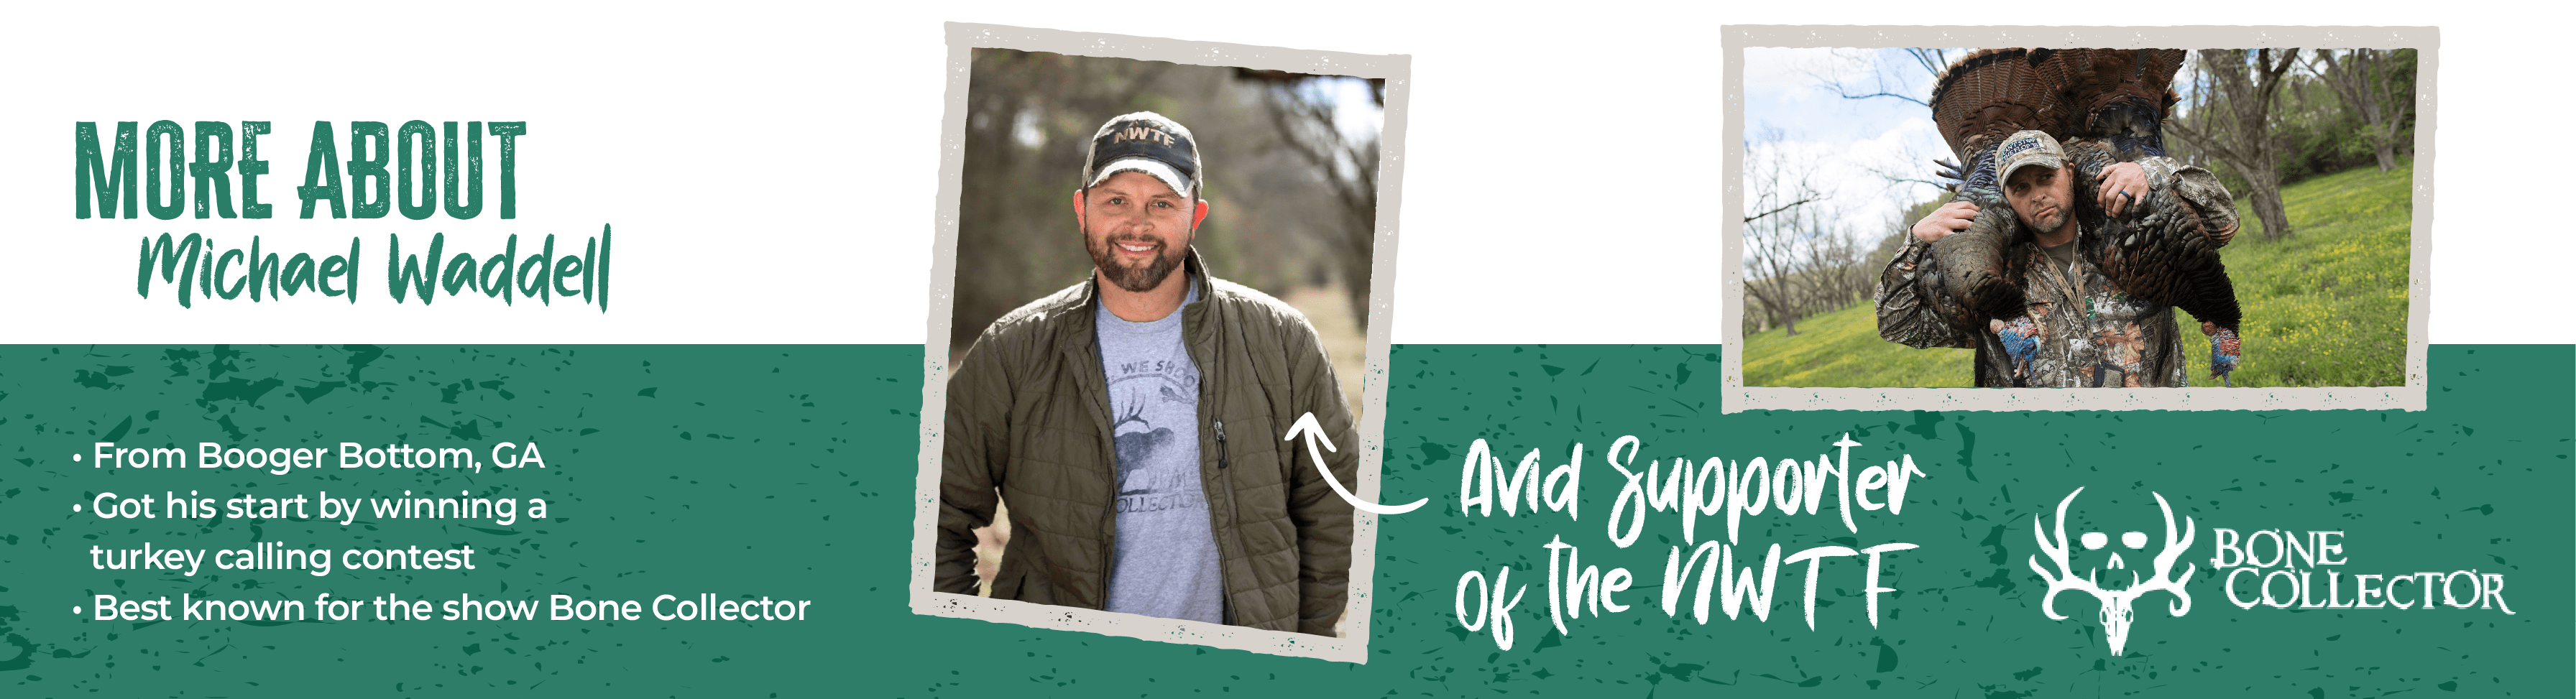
[1928, 48, 2189, 200]
[1880, 47, 2245, 383]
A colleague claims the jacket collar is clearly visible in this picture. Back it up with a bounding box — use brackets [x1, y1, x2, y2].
[1052, 247, 1215, 346]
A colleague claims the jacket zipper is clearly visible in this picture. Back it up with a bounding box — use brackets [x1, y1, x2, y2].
[1179, 274, 1249, 626]
[1214, 421, 1230, 468]
[1100, 481, 1117, 609]
[1086, 313, 1117, 611]
[1213, 418, 1241, 625]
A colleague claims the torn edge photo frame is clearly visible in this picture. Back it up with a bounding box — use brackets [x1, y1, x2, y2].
[1721, 25, 2435, 413]
[910, 22, 1409, 662]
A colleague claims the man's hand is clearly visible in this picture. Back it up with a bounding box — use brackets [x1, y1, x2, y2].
[1912, 200, 1979, 244]
[2096, 162, 2148, 217]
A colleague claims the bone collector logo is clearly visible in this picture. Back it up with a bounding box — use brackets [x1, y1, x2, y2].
[2028, 486, 2518, 657]
[2028, 488, 2194, 656]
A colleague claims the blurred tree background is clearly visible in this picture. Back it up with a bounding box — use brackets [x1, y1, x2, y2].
[953, 52, 1386, 622]
[2166, 48, 2421, 239]
[953, 48, 1382, 413]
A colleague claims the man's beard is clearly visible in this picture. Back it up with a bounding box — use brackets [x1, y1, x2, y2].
[1087, 228, 1187, 293]
[2018, 204, 2069, 236]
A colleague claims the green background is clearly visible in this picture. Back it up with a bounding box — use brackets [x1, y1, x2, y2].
[1, 344, 2565, 697]
[0, 1, 2555, 699]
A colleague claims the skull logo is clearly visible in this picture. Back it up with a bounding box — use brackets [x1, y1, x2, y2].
[2029, 487, 2196, 655]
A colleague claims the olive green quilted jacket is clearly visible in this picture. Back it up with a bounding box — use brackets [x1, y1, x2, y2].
[937, 251, 1358, 636]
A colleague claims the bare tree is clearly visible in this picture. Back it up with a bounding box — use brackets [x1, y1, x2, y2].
[2168, 48, 2303, 242]
[1805, 228, 1874, 308]
[1805, 47, 1962, 107]
[2310, 48, 2415, 172]
[1808, 48, 1974, 210]
[1742, 132, 1833, 337]
[955, 50, 1174, 354]
[954, 50, 1377, 358]
[1239, 70, 1383, 323]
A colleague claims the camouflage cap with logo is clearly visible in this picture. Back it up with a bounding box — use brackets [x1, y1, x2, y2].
[1995, 129, 2067, 185]
[1083, 111, 1201, 199]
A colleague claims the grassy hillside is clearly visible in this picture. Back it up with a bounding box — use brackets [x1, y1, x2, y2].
[1744, 162, 2412, 388]
[1742, 301, 1977, 387]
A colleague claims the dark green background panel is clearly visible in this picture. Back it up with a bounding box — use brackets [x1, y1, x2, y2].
[1, 345, 2564, 698]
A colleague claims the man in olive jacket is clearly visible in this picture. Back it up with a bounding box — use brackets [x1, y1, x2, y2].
[937, 112, 1358, 636]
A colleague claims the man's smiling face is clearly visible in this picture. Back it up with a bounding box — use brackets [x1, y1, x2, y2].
[2005, 163, 2075, 235]
[1078, 170, 1197, 292]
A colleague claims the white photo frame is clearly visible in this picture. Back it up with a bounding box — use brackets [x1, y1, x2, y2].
[1721, 25, 2435, 412]
[910, 22, 1410, 662]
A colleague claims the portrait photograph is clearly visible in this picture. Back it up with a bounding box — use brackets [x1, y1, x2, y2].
[911, 24, 1407, 662]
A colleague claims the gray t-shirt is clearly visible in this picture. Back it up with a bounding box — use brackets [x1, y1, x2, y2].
[1095, 279, 1223, 623]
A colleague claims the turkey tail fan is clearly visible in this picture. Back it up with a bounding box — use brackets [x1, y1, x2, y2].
[1929, 48, 2056, 162]
[2056, 48, 2189, 159]
[1930, 48, 2191, 200]
[1930, 48, 2067, 205]
[2050, 50, 2181, 124]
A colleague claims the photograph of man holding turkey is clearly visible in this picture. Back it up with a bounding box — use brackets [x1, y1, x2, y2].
[1736, 46, 2417, 389]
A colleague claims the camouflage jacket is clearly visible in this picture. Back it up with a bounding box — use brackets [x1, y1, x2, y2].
[1877, 150, 2217, 387]
[1986, 226, 2191, 387]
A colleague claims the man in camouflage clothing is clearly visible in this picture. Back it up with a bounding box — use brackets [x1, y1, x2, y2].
[1880, 130, 2236, 387]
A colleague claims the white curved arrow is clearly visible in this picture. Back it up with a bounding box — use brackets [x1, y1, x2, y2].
[1282, 412, 1427, 514]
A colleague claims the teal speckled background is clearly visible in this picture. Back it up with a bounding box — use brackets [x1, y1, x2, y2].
[2, 345, 2565, 697]
[3, 346, 895, 696]
[1363, 344, 2567, 697]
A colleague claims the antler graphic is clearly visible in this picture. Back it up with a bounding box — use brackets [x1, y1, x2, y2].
[2028, 488, 2197, 656]
[2028, 488, 2099, 622]
[2138, 492, 2196, 618]
[1112, 396, 1149, 431]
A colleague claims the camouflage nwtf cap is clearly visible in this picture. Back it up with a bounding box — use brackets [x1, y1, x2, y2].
[1995, 129, 2066, 184]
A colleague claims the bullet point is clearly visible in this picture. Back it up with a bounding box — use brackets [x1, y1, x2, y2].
[73, 606, 82, 614]
[73, 453, 83, 461]
[73, 504, 82, 512]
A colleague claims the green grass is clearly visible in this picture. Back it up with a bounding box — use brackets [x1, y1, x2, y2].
[1746, 161, 2413, 387]
[1743, 302, 1977, 387]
